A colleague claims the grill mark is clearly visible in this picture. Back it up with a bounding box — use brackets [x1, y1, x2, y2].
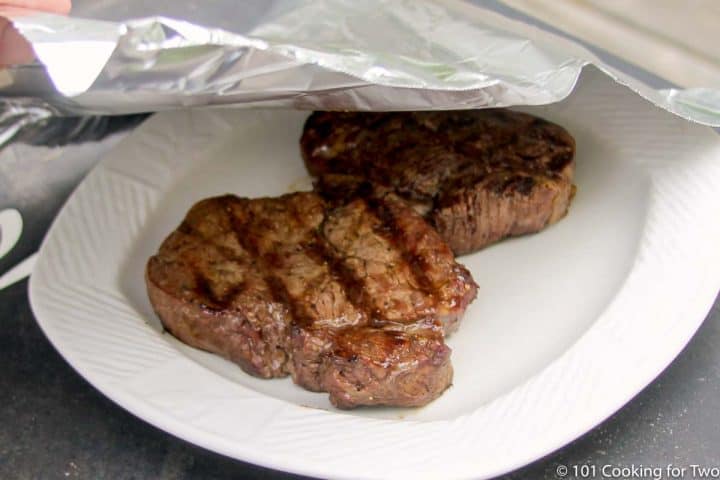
[430, 156, 483, 200]
[174, 214, 252, 310]
[364, 196, 437, 302]
[263, 265, 312, 328]
[188, 267, 247, 311]
[204, 271, 245, 308]
[191, 271, 222, 310]
[306, 228, 376, 323]
[215, 283, 246, 308]
[217, 196, 306, 329]
[548, 150, 574, 173]
[319, 199, 440, 325]
[280, 197, 341, 329]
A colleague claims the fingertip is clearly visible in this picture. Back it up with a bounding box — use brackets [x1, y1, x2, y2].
[0, 17, 35, 67]
[0, 0, 72, 15]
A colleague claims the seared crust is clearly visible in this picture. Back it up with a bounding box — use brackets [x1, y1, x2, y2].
[146, 192, 477, 408]
[302, 110, 576, 255]
[321, 327, 452, 409]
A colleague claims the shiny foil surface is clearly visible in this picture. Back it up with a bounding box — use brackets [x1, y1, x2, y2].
[3, 0, 719, 125]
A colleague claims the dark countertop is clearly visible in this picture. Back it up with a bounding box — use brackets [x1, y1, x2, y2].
[2, 2, 720, 479]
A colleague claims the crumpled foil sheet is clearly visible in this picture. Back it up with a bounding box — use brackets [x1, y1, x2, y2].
[3, 0, 720, 128]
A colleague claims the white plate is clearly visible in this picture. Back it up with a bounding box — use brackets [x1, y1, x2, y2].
[30, 67, 720, 480]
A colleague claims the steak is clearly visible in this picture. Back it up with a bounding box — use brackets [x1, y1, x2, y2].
[146, 191, 477, 408]
[301, 110, 576, 255]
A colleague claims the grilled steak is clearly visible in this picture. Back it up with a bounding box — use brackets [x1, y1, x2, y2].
[146, 192, 477, 408]
[301, 110, 576, 255]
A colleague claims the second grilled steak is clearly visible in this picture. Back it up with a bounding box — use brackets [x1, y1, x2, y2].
[301, 110, 576, 255]
[146, 191, 477, 408]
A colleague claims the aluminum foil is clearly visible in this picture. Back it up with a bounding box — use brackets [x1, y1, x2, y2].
[3, 0, 720, 126]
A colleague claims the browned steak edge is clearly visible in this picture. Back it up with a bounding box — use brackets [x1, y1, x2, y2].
[321, 327, 452, 409]
[432, 164, 575, 255]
